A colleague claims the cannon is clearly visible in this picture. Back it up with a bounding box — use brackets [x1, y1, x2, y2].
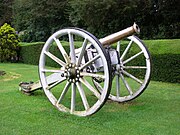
[19, 23, 151, 116]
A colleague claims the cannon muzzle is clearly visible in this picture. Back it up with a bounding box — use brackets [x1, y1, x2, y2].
[99, 23, 140, 46]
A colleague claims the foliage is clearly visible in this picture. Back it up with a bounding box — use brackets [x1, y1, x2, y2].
[0, 0, 179, 41]
[144, 39, 180, 55]
[152, 54, 180, 83]
[68, 0, 152, 38]
[19, 42, 69, 67]
[8, 0, 180, 41]
[68, 0, 180, 39]
[12, 0, 70, 42]
[19, 42, 44, 64]
[0, 0, 13, 26]
[0, 23, 20, 62]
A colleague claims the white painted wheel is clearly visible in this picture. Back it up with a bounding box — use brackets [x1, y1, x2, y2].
[110, 35, 151, 102]
[93, 35, 151, 102]
[39, 28, 111, 116]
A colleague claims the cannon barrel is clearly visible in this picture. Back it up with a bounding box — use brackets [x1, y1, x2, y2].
[99, 23, 140, 46]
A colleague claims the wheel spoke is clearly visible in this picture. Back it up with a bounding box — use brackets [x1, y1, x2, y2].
[76, 82, 90, 110]
[53, 37, 70, 63]
[120, 40, 133, 60]
[68, 32, 76, 63]
[124, 66, 147, 69]
[116, 42, 121, 98]
[80, 54, 100, 70]
[57, 81, 71, 104]
[93, 80, 103, 92]
[122, 70, 143, 84]
[120, 73, 133, 95]
[79, 78, 100, 99]
[116, 74, 120, 98]
[46, 77, 66, 90]
[123, 51, 143, 64]
[117, 41, 120, 53]
[77, 38, 88, 66]
[41, 68, 64, 73]
[44, 51, 66, 67]
[80, 72, 105, 79]
[71, 83, 76, 113]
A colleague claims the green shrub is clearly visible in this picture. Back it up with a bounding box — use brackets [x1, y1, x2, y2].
[19, 42, 44, 65]
[152, 54, 180, 83]
[19, 42, 70, 67]
[129, 54, 180, 83]
[0, 23, 20, 62]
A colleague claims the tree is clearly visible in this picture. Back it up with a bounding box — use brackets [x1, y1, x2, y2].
[155, 0, 180, 38]
[69, 0, 179, 39]
[12, 0, 70, 42]
[11, 0, 179, 41]
[0, 0, 13, 26]
[68, 0, 152, 38]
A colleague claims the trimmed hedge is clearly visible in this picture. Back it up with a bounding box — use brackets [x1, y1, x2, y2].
[19, 42, 180, 83]
[19, 42, 70, 67]
[152, 54, 180, 83]
[19, 43, 44, 65]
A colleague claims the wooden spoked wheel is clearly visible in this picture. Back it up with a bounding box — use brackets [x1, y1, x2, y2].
[93, 35, 151, 102]
[39, 28, 112, 116]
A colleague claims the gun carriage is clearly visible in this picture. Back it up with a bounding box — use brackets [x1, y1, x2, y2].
[19, 23, 151, 116]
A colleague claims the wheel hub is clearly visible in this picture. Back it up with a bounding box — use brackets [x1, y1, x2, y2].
[116, 63, 123, 73]
[68, 68, 76, 79]
[64, 63, 81, 83]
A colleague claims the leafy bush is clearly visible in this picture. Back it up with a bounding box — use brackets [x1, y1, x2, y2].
[19, 42, 44, 65]
[19, 42, 69, 67]
[0, 23, 20, 62]
[152, 54, 180, 83]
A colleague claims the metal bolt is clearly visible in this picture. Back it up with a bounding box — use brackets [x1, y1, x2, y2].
[72, 79, 75, 83]
[76, 70, 80, 74]
[67, 72, 70, 77]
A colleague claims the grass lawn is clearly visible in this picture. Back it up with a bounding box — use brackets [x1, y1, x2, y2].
[0, 63, 179, 135]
